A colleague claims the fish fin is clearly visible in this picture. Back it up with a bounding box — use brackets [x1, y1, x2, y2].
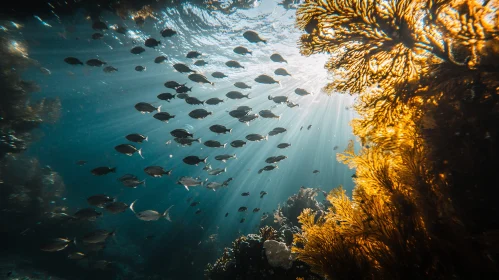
[245, 94, 250, 99]
[157, 105, 162, 113]
[223, 143, 227, 148]
[145, 136, 148, 142]
[258, 169, 263, 174]
[268, 95, 272, 100]
[233, 154, 237, 159]
[224, 167, 227, 173]
[276, 165, 279, 169]
[222, 159, 226, 163]
[246, 122, 249, 127]
[129, 199, 137, 214]
[229, 129, 232, 134]
[163, 205, 173, 221]
[138, 148, 144, 159]
[184, 185, 190, 191]
[111, 167, 117, 173]
[197, 138, 202, 143]
[278, 115, 282, 121]
[203, 157, 208, 163]
[265, 135, 269, 141]
[141, 179, 146, 188]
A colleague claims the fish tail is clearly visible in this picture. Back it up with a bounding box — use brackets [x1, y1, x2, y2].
[268, 95, 272, 100]
[223, 143, 227, 148]
[138, 148, 144, 159]
[129, 199, 137, 214]
[197, 138, 202, 143]
[163, 205, 173, 221]
[245, 94, 250, 99]
[224, 167, 227, 173]
[228, 129, 232, 134]
[211, 82, 215, 86]
[265, 135, 269, 141]
[111, 167, 117, 173]
[145, 136, 148, 142]
[278, 115, 282, 121]
[203, 157, 208, 163]
[184, 185, 190, 191]
[249, 51, 253, 55]
[258, 169, 263, 174]
[157, 105, 162, 113]
[276, 165, 279, 169]
[233, 154, 237, 159]
[141, 179, 146, 188]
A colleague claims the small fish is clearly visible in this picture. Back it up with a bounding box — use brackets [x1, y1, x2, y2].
[225, 212, 229, 217]
[233, 46, 252, 55]
[260, 191, 267, 198]
[195, 209, 202, 214]
[258, 165, 278, 174]
[135, 65, 146, 72]
[121, 178, 146, 188]
[164, 81, 184, 89]
[205, 97, 224, 105]
[268, 95, 288, 104]
[40, 238, 72, 252]
[226, 60, 244, 68]
[130, 46, 145, 55]
[255, 75, 279, 84]
[313, 170, 320, 174]
[241, 192, 250, 196]
[223, 177, 233, 186]
[76, 160, 87, 166]
[64, 57, 83, 65]
[246, 134, 268, 142]
[177, 176, 204, 191]
[259, 110, 280, 120]
[130, 200, 173, 222]
[234, 82, 251, 89]
[239, 114, 259, 125]
[352, 173, 357, 178]
[82, 229, 115, 244]
[269, 127, 287, 136]
[68, 252, 86, 260]
[253, 208, 260, 213]
[135, 102, 161, 114]
[295, 88, 311, 96]
[185, 97, 205, 105]
[92, 33, 104, 40]
[144, 166, 172, 177]
[118, 174, 138, 182]
[243, 31, 266, 44]
[274, 68, 291, 76]
[126, 133, 148, 143]
[91, 167, 116, 176]
[287, 101, 299, 108]
[229, 109, 249, 118]
[206, 182, 224, 191]
[266, 155, 287, 164]
[176, 85, 192, 93]
[115, 144, 143, 158]
[189, 109, 212, 119]
[145, 38, 161, 48]
[87, 195, 114, 208]
[74, 208, 102, 221]
[104, 202, 128, 214]
[86, 59, 106, 67]
[103, 66, 118, 73]
[194, 60, 208, 66]
[161, 28, 177, 37]
[238, 207, 247, 212]
[157, 92, 176, 102]
[174, 137, 201, 146]
[226, 91, 249, 99]
[92, 21, 108, 30]
[204, 140, 226, 148]
[208, 168, 227, 176]
[153, 112, 175, 123]
[171, 129, 193, 138]
[300, 126, 303, 130]
[115, 26, 127, 34]
[307, 125, 312, 130]
[173, 63, 195, 73]
[230, 140, 246, 148]
[211, 72, 228, 79]
[186, 51, 202, 58]
[188, 73, 214, 85]
[177, 93, 189, 99]
[240, 218, 245, 223]
[183, 156, 208, 166]
[333, 145, 339, 150]
[270, 53, 287, 63]
[190, 202, 200, 207]
[154, 55, 168, 63]
[210, 125, 231, 134]
[215, 154, 236, 162]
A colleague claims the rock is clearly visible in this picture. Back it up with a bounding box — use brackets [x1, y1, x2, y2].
[263, 240, 294, 269]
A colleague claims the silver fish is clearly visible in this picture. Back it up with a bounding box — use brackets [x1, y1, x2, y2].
[268, 95, 288, 104]
[40, 238, 73, 252]
[208, 168, 227, 176]
[295, 88, 311, 96]
[206, 182, 224, 191]
[177, 176, 203, 191]
[259, 110, 280, 120]
[246, 134, 268, 142]
[130, 200, 173, 222]
[214, 154, 236, 162]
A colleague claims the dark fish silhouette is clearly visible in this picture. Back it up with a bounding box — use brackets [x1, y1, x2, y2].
[103, 66, 118, 73]
[164, 81, 184, 89]
[135, 102, 161, 114]
[173, 63, 195, 73]
[157, 93, 175, 102]
[269, 127, 287, 136]
[246, 134, 268, 142]
[234, 82, 251, 89]
[185, 97, 205, 105]
[260, 191, 267, 198]
[295, 88, 311, 96]
[154, 56, 168, 63]
[144, 38, 160, 48]
[274, 68, 291, 76]
[144, 166, 172, 177]
[230, 140, 246, 148]
[126, 133, 148, 143]
[130, 46, 145, 54]
[194, 60, 208, 66]
[210, 125, 231, 134]
[92, 33, 103, 40]
[176, 85, 192, 93]
[226, 91, 249, 99]
[258, 165, 278, 174]
[238, 207, 247, 212]
[255, 75, 279, 84]
[188, 73, 214, 85]
[259, 110, 280, 119]
[212, 72, 228, 79]
[86, 59, 106, 67]
[229, 109, 248, 118]
[153, 112, 175, 123]
[204, 140, 226, 148]
[205, 98, 224, 105]
[91, 167, 116, 176]
[243, 31, 266, 44]
[270, 53, 287, 63]
[135, 66, 146, 72]
[186, 51, 202, 58]
[161, 28, 177, 37]
[183, 156, 207, 165]
[64, 57, 83, 65]
[115, 144, 143, 158]
[226, 60, 244, 68]
[170, 129, 193, 138]
[268, 95, 288, 103]
[189, 109, 212, 119]
[115, 26, 127, 34]
[239, 114, 259, 125]
[233, 46, 252, 55]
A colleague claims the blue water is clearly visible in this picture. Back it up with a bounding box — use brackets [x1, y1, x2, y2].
[16, 0, 357, 278]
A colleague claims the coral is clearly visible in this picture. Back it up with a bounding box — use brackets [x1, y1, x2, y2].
[263, 240, 295, 270]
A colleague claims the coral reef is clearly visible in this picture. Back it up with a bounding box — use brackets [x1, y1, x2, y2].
[293, 0, 499, 279]
[263, 240, 294, 270]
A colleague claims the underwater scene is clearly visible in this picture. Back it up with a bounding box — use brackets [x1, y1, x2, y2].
[1, 0, 499, 279]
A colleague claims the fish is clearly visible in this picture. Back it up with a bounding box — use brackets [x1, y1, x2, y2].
[154, 55, 168, 63]
[74, 208, 102, 221]
[130, 46, 145, 54]
[274, 68, 291, 76]
[240, 218, 245, 223]
[76, 160, 87, 166]
[229, 109, 249, 118]
[104, 202, 128, 214]
[190, 202, 200, 207]
[238, 207, 247, 212]
[170, 129, 193, 138]
[204, 140, 226, 148]
[161, 28, 177, 37]
[195, 209, 202, 214]
[135, 65, 146, 72]
[174, 137, 201, 146]
[295, 88, 311, 96]
[211, 72, 228, 79]
[144, 38, 160, 48]
[86, 59, 106, 67]
[210, 125, 232, 134]
[91, 32, 103, 40]
[246, 134, 268, 142]
[255, 75, 279, 84]
[135, 102, 161, 114]
[203, 164, 212, 171]
[269, 127, 287, 136]
[115, 144, 143, 158]
[103, 66, 118, 73]
[164, 81, 184, 89]
[313, 170, 320, 174]
[189, 109, 212, 119]
[226, 91, 249, 99]
[214, 154, 236, 162]
[230, 140, 246, 148]
[260, 191, 267, 198]
[177, 94, 189, 99]
[82, 229, 115, 244]
[258, 165, 278, 174]
[307, 125, 312, 130]
[40, 238, 72, 252]
[186, 51, 202, 58]
[130, 200, 173, 222]
[176, 85, 192, 93]
[64, 57, 83, 65]
[259, 110, 280, 120]
[126, 133, 148, 143]
[205, 97, 224, 105]
[243, 31, 266, 44]
[177, 176, 204, 191]
[206, 182, 224, 191]
[157, 92, 176, 102]
[92, 21, 108, 30]
[173, 63, 195, 73]
[265, 155, 287, 164]
[68, 252, 86, 260]
[333, 145, 339, 150]
[270, 53, 287, 63]
[183, 156, 208, 165]
[234, 82, 251, 89]
[121, 178, 146, 188]
[268, 95, 288, 104]
[239, 114, 259, 125]
[208, 168, 227, 176]
[253, 208, 260, 213]
[352, 173, 357, 178]
[225, 212, 229, 217]
[153, 112, 175, 123]
[241, 192, 250, 196]
[118, 174, 138, 182]
[91, 167, 116, 176]
[185, 97, 205, 105]
[287, 101, 299, 108]
[87, 195, 114, 208]
[194, 60, 208, 66]
[188, 73, 214, 85]
[144, 166, 172, 177]
[223, 178, 233, 186]
[233, 46, 252, 55]
[226, 60, 244, 68]
[115, 26, 127, 34]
